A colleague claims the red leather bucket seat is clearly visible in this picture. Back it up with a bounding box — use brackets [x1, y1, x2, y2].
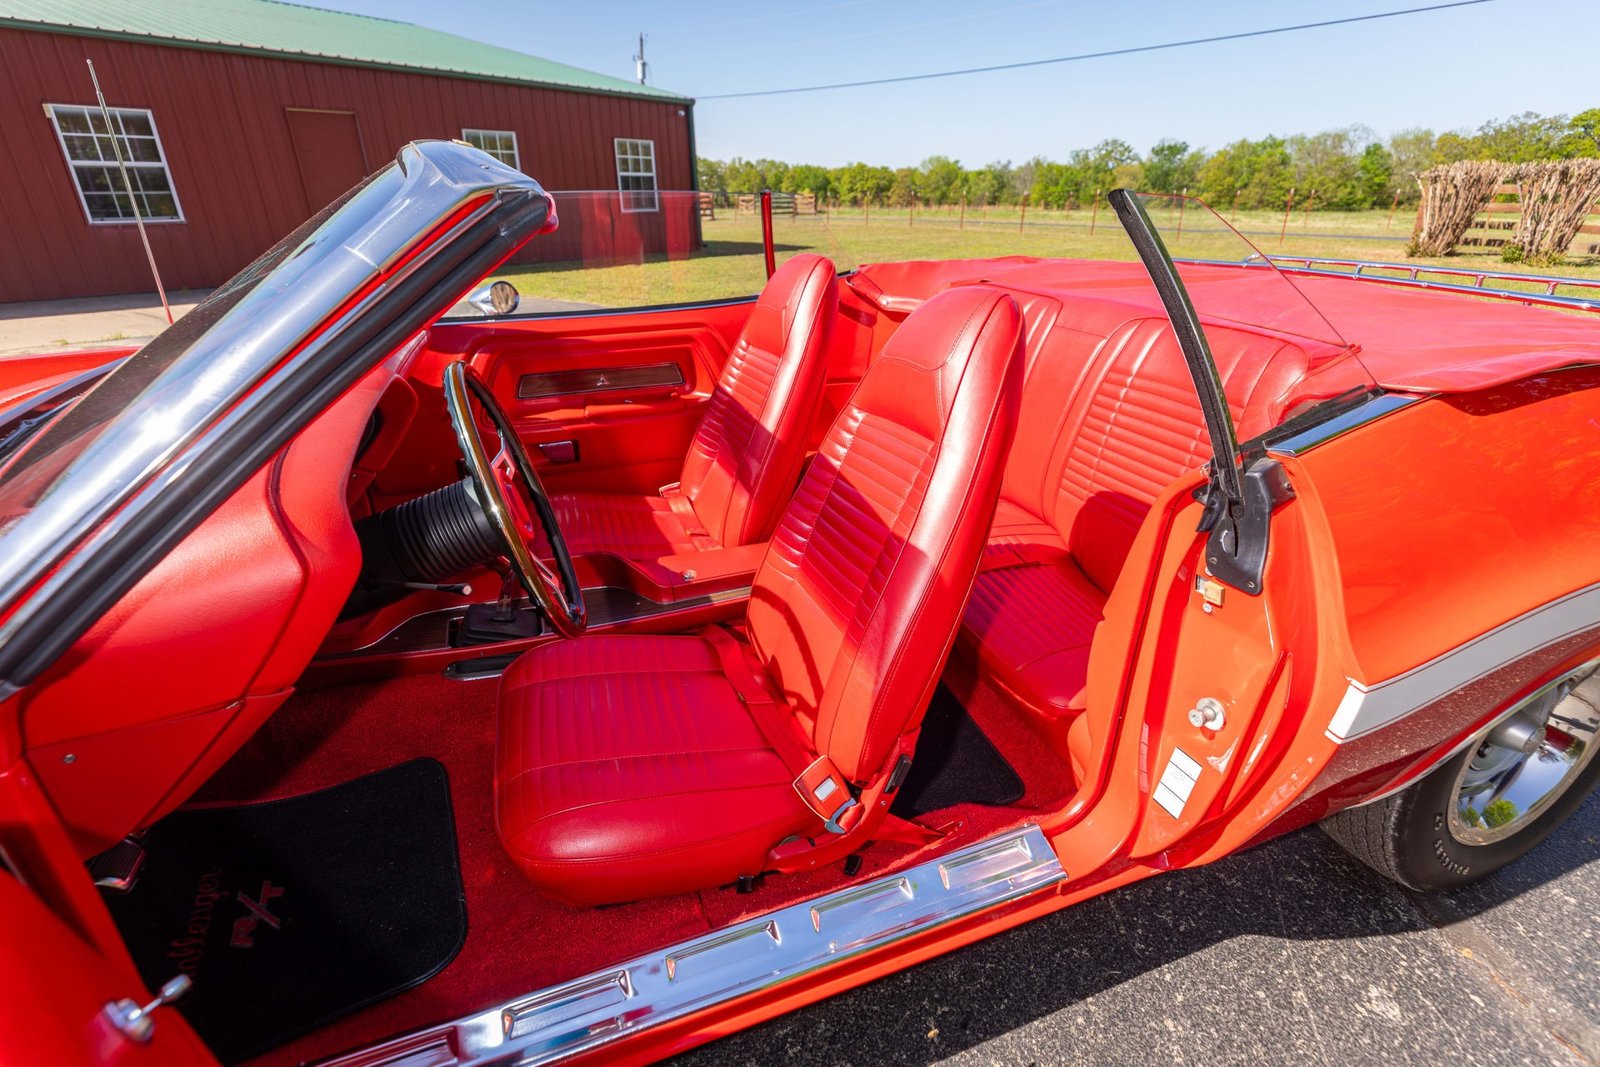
[549, 253, 838, 560]
[495, 286, 1024, 905]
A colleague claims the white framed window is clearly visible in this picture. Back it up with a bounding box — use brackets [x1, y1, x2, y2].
[461, 128, 519, 169]
[44, 104, 183, 225]
[614, 137, 658, 213]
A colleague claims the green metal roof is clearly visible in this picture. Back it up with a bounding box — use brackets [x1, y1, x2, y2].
[0, 0, 691, 102]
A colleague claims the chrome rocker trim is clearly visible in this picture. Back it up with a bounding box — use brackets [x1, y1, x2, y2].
[317, 825, 1065, 1066]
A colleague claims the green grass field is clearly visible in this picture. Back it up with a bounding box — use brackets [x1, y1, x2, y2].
[485, 204, 1600, 312]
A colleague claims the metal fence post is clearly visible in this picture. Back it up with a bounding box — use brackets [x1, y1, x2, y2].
[760, 189, 776, 278]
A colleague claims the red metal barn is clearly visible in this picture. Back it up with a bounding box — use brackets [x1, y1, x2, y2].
[0, 0, 699, 303]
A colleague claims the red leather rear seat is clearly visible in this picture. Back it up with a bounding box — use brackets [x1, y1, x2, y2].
[957, 296, 1311, 724]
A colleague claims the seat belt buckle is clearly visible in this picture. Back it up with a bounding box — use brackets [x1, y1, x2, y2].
[794, 756, 861, 835]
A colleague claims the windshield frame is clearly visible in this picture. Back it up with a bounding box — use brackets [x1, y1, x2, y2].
[0, 140, 553, 695]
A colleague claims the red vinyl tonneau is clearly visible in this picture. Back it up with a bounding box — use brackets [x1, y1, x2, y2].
[850, 258, 1600, 395]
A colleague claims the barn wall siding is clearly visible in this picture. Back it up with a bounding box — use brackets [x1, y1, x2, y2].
[0, 27, 695, 302]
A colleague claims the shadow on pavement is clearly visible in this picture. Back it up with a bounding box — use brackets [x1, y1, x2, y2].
[683, 789, 1600, 1065]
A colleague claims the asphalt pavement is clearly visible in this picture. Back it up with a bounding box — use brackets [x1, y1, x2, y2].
[683, 788, 1600, 1066]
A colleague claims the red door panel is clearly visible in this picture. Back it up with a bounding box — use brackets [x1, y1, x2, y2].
[419, 301, 754, 496]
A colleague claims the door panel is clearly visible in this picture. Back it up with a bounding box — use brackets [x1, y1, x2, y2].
[473, 330, 720, 494]
[423, 301, 753, 496]
[0, 870, 215, 1065]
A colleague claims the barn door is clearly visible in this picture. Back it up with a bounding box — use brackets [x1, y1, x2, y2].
[285, 108, 369, 214]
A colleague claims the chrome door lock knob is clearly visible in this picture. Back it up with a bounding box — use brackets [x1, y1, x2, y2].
[102, 974, 192, 1044]
[1187, 697, 1226, 730]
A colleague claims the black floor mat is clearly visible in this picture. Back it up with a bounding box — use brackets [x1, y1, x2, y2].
[891, 685, 1025, 817]
[105, 758, 466, 1064]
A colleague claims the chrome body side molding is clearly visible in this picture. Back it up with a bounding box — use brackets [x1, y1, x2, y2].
[316, 825, 1064, 1066]
[1326, 581, 1600, 743]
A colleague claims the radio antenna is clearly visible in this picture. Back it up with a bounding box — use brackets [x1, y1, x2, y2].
[86, 58, 172, 325]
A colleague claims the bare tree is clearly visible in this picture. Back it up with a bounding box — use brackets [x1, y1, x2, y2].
[1509, 159, 1600, 263]
[1410, 161, 1511, 257]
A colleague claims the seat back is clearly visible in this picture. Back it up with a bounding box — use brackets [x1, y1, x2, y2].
[1046, 317, 1309, 592]
[746, 286, 1025, 781]
[679, 254, 838, 546]
[988, 300, 1312, 594]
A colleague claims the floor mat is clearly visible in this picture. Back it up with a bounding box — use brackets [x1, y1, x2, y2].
[105, 758, 466, 1064]
[891, 685, 1026, 817]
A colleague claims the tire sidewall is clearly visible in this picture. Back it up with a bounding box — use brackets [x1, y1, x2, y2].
[1391, 735, 1600, 891]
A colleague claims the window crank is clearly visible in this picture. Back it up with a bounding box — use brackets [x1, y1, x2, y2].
[1187, 697, 1226, 731]
[102, 974, 192, 1044]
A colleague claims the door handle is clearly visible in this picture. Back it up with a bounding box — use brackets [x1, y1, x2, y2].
[537, 439, 579, 464]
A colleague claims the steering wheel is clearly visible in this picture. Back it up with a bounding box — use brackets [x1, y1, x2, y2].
[442, 360, 587, 638]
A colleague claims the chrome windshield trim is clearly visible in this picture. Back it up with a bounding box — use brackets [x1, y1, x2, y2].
[0, 142, 546, 679]
[315, 825, 1065, 1067]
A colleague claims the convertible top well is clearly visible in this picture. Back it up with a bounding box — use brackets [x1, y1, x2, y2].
[846, 255, 1600, 393]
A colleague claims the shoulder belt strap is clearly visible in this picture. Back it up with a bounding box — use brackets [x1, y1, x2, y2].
[698, 625, 861, 834]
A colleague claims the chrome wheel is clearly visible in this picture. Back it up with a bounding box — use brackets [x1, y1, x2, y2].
[1448, 659, 1600, 846]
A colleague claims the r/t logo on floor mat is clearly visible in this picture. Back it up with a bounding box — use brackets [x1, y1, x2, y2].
[231, 880, 285, 948]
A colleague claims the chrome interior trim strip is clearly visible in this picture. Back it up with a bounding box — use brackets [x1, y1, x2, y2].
[315, 825, 1064, 1067]
[1266, 393, 1421, 457]
[516, 361, 684, 400]
[319, 585, 754, 660]
[1326, 582, 1600, 743]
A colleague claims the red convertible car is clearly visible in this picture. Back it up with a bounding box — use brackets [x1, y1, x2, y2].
[2, 141, 1598, 1066]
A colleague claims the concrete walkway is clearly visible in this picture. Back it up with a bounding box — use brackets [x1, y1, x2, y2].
[0, 289, 211, 355]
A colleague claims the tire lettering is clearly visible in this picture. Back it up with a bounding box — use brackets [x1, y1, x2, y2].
[1431, 836, 1471, 876]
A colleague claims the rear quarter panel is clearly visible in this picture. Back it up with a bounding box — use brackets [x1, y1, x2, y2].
[1281, 367, 1600, 822]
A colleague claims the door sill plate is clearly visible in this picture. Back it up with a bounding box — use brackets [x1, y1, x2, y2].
[316, 825, 1063, 1066]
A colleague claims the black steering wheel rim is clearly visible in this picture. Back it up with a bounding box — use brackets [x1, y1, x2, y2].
[442, 360, 587, 637]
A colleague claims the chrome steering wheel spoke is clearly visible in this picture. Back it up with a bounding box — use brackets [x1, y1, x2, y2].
[442, 360, 586, 638]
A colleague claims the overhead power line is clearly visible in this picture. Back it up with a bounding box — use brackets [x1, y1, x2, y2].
[697, 0, 1494, 100]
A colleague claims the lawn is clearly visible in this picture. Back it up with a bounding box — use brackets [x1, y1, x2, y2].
[482, 203, 1600, 313]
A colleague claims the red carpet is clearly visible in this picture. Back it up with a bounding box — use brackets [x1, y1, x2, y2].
[200, 675, 709, 1066]
[190, 664, 1071, 1065]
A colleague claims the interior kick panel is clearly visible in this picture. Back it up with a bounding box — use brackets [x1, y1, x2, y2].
[18, 364, 389, 857]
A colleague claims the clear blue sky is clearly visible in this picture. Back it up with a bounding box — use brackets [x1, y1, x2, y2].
[321, 0, 1599, 167]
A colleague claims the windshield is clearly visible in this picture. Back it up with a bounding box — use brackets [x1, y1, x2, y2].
[1130, 192, 1378, 442]
[0, 141, 549, 688]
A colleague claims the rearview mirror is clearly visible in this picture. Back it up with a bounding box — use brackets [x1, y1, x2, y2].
[467, 280, 520, 317]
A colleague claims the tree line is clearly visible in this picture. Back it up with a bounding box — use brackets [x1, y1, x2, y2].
[698, 107, 1600, 212]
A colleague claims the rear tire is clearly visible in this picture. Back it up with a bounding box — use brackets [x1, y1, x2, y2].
[1322, 660, 1600, 892]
